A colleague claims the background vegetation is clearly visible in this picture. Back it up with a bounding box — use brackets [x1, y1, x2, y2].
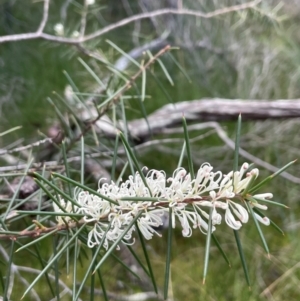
[1, 0, 300, 300]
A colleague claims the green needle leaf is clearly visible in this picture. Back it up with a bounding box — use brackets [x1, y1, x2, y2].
[211, 233, 231, 267]
[111, 253, 141, 279]
[111, 134, 119, 182]
[253, 208, 285, 235]
[96, 268, 108, 301]
[247, 203, 270, 256]
[137, 225, 158, 294]
[203, 207, 213, 284]
[182, 117, 195, 179]
[107, 40, 141, 68]
[247, 196, 289, 209]
[146, 50, 174, 86]
[233, 114, 242, 173]
[51, 172, 118, 205]
[3, 159, 33, 221]
[15, 229, 58, 253]
[164, 207, 173, 299]
[126, 245, 150, 278]
[233, 229, 251, 288]
[75, 221, 113, 300]
[78, 57, 106, 89]
[3, 240, 15, 299]
[141, 68, 146, 102]
[249, 160, 296, 194]
[21, 225, 85, 300]
[61, 141, 72, 196]
[119, 132, 152, 196]
[31, 172, 80, 209]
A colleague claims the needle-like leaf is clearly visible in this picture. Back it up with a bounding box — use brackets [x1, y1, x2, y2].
[21, 225, 85, 300]
[203, 208, 213, 284]
[233, 230, 251, 288]
[182, 117, 195, 179]
[164, 207, 173, 299]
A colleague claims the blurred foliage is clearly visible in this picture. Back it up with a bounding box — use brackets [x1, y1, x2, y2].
[1, 0, 300, 300]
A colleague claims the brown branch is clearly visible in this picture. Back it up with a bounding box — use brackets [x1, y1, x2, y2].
[0, 137, 54, 156]
[0, 221, 81, 241]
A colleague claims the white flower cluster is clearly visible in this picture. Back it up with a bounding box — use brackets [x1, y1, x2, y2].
[54, 163, 272, 249]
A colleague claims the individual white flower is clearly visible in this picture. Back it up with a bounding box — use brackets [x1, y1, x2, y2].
[71, 31, 80, 38]
[53, 197, 77, 225]
[146, 169, 167, 197]
[87, 223, 108, 248]
[174, 208, 193, 237]
[217, 163, 256, 196]
[76, 191, 111, 222]
[232, 162, 249, 191]
[228, 201, 249, 224]
[251, 202, 268, 210]
[85, 0, 95, 5]
[225, 206, 242, 230]
[251, 193, 273, 210]
[118, 172, 151, 198]
[107, 214, 136, 248]
[253, 213, 270, 226]
[54, 23, 64, 36]
[137, 210, 164, 240]
[87, 212, 136, 249]
[235, 168, 259, 194]
[165, 168, 191, 204]
[211, 207, 222, 225]
[172, 204, 216, 236]
[190, 163, 222, 196]
[253, 193, 273, 200]
[64, 85, 74, 104]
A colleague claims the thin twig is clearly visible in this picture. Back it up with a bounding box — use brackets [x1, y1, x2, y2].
[67, 44, 171, 149]
[0, 0, 261, 44]
[80, 2, 88, 37]
[37, 0, 50, 34]
[0, 137, 54, 156]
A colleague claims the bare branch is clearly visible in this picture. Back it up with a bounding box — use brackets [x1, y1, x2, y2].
[82, 0, 262, 43]
[0, 0, 50, 43]
[0, 137, 54, 156]
[127, 98, 300, 138]
[37, 0, 50, 34]
[0, 0, 261, 44]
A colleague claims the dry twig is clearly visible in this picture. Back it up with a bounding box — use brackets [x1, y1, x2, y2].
[0, 0, 261, 44]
